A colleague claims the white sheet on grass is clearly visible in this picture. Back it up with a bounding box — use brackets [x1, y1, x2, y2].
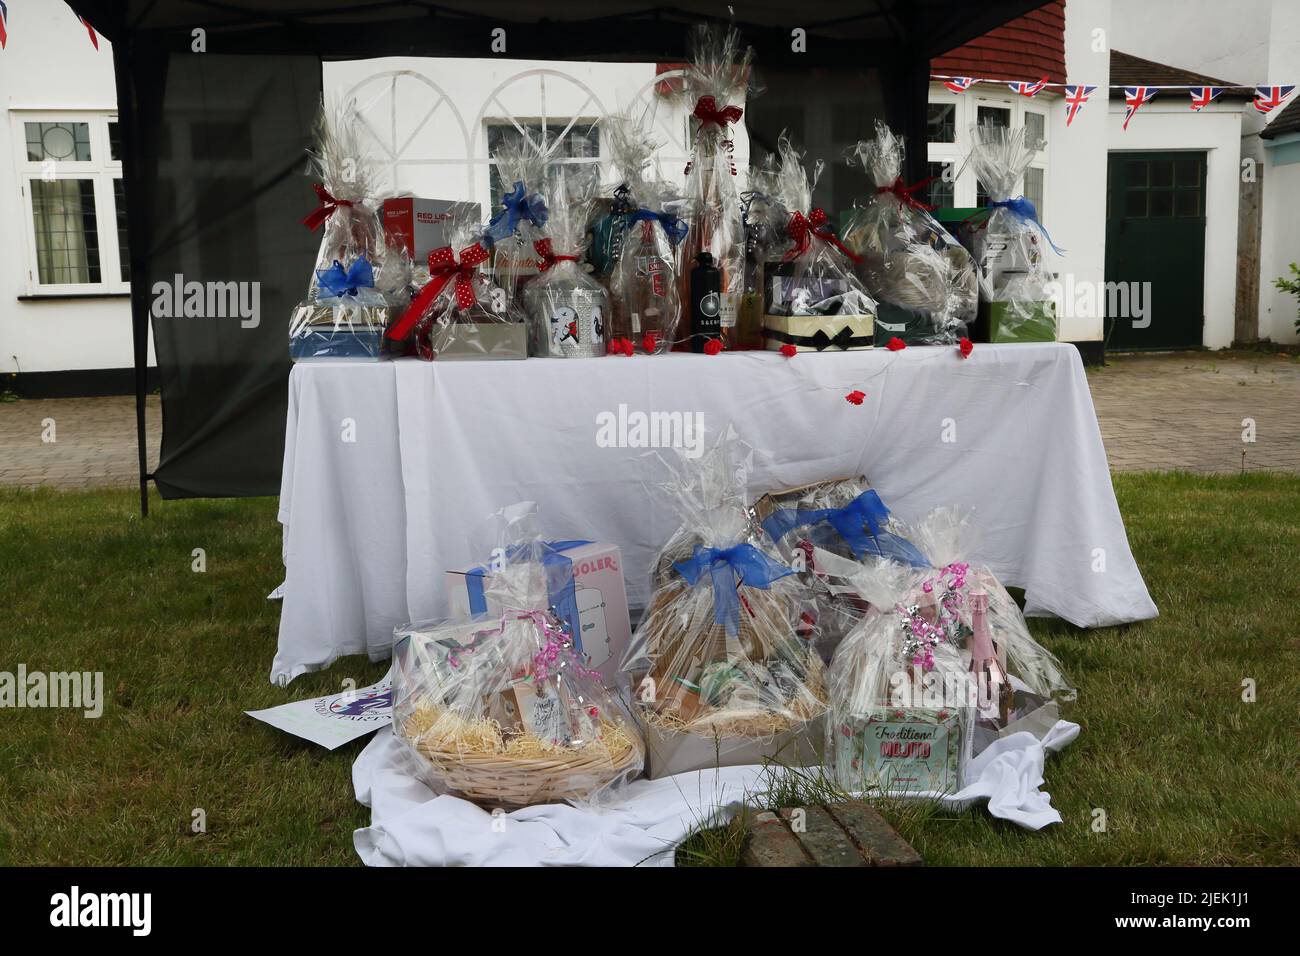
[352, 720, 1079, 866]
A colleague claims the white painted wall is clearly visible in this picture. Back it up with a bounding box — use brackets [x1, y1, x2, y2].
[1258, 146, 1300, 342]
[1107, 102, 1243, 349]
[0, 3, 151, 374]
[1053, 0, 1111, 342]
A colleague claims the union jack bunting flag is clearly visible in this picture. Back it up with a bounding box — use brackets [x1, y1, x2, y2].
[1064, 85, 1096, 126]
[0, 2, 8, 50]
[1123, 86, 1157, 130]
[1189, 87, 1225, 111]
[1008, 77, 1049, 98]
[943, 76, 976, 94]
[1253, 85, 1295, 114]
[78, 15, 99, 49]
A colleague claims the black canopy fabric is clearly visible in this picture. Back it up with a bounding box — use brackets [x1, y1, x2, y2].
[70, 0, 1049, 507]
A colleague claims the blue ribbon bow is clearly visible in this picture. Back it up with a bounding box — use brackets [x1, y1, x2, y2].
[484, 181, 549, 245]
[465, 539, 591, 650]
[316, 256, 374, 298]
[673, 543, 794, 636]
[761, 489, 929, 568]
[628, 207, 689, 246]
[989, 196, 1065, 255]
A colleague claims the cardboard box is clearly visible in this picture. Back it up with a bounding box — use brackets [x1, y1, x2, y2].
[288, 303, 390, 361]
[383, 198, 482, 262]
[446, 541, 631, 688]
[763, 313, 875, 351]
[425, 321, 528, 360]
[636, 705, 825, 779]
[831, 707, 972, 796]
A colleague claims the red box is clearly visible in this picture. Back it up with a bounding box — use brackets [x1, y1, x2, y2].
[382, 198, 481, 262]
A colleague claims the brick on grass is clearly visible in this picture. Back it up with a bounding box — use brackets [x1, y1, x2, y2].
[780, 806, 869, 867]
[739, 810, 812, 867]
[827, 802, 923, 867]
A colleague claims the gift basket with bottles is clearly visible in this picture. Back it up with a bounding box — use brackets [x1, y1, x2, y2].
[289, 98, 399, 360]
[523, 164, 609, 357]
[622, 428, 827, 778]
[959, 123, 1063, 343]
[746, 134, 878, 352]
[596, 114, 689, 354]
[391, 526, 643, 806]
[751, 477, 929, 663]
[381, 206, 528, 360]
[675, 24, 759, 350]
[841, 120, 978, 346]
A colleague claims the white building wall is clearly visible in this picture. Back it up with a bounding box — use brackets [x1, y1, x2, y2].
[1107, 103, 1243, 349]
[0, 4, 150, 374]
[1053, 0, 1111, 342]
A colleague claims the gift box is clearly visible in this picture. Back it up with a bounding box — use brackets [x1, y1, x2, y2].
[874, 301, 941, 347]
[984, 298, 1058, 343]
[832, 706, 971, 795]
[636, 704, 824, 779]
[762, 313, 875, 352]
[423, 320, 528, 360]
[447, 541, 632, 688]
[383, 198, 481, 263]
[288, 302, 389, 361]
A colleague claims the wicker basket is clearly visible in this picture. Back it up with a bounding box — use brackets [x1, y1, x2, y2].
[403, 715, 643, 807]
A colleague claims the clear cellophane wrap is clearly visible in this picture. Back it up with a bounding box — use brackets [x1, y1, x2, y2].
[675, 24, 757, 348]
[959, 124, 1059, 341]
[523, 165, 609, 357]
[825, 558, 976, 794]
[384, 207, 527, 360]
[302, 97, 387, 300]
[485, 140, 550, 302]
[907, 506, 1075, 747]
[622, 429, 826, 753]
[747, 134, 877, 345]
[842, 120, 978, 344]
[751, 477, 930, 663]
[391, 541, 643, 807]
[291, 97, 399, 360]
[603, 114, 687, 354]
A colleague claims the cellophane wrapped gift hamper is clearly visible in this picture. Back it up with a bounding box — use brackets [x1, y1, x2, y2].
[289, 98, 399, 361]
[827, 508, 1075, 796]
[484, 140, 550, 303]
[622, 429, 827, 778]
[960, 123, 1063, 343]
[842, 120, 978, 346]
[523, 165, 609, 357]
[675, 24, 757, 349]
[598, 114, 689, 354]
[747, 134, 877, 352]
[392, 540, 643, 806]
[907, 507, 1076, 751]
[751, 477, 929, 663]
[382, 206, 528, 360]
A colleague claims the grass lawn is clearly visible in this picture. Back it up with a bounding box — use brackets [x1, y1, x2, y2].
[1, 473, 1297, 866]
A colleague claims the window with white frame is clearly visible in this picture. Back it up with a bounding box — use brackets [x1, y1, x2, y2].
[926, 90, 1049, 216]
[13, 112, 129, 294]
[485, 119, 601, 213]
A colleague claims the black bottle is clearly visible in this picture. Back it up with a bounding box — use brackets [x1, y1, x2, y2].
[689, 251, 722, 353]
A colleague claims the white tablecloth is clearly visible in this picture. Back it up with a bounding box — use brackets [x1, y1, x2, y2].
[273, 344, 1156, 684]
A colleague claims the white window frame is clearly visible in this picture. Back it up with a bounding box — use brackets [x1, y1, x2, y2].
[481, 115, 603, 214]
[926, 87, 1051, 212]
[11, 110, 129, 295]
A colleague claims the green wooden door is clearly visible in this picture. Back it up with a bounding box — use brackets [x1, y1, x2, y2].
[1105, 151, 1206, 350]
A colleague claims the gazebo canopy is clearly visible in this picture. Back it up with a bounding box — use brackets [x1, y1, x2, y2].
[66, 0, 1050, 506]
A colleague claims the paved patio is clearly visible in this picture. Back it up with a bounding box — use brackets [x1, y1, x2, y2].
[0, 351, 1297, 490]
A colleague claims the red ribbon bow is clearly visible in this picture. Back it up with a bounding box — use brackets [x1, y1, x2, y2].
[385, 243, 490, 342]
[876, 176, 937, 212]
[534, 238, 580, 272]
[784, 208, 863, 264]
[301, 183, 354, 231]
[693, 95, 744, 128]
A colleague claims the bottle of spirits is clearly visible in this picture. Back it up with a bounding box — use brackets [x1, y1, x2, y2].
[689, 251, 722, 352]
[968, 589, 1013, 724]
